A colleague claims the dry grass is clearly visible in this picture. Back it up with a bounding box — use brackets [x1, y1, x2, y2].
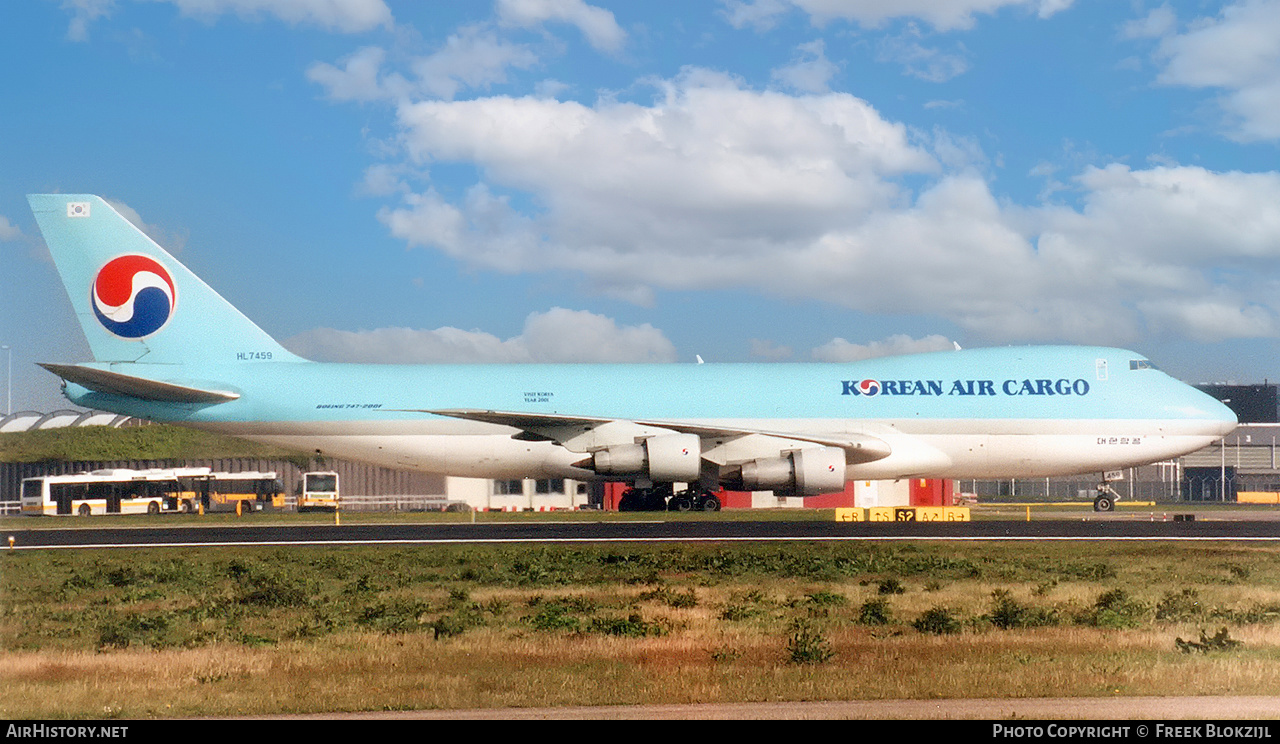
[3, 541, 1280, 717]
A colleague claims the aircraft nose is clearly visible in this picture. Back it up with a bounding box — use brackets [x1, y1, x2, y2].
[1202, 391, 1239, 437]
[1168, 381, 1238, 437]
[1214, 400, 1239, 436]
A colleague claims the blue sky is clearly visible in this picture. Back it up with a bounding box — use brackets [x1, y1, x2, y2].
[4, 0, 1280, 412]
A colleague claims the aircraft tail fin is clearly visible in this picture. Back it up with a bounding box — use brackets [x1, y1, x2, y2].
[27, 194, 304, 365]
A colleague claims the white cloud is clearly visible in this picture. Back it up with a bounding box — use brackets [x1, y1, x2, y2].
[720, 0, 791, 30]
[61, 0, 115, 41]
[749, 338, 794, 360]
[284, 308, 677, 363]
[1137, 298, 1276, 342]
[722, 0, 1074, 32]
[104, 198, 189, 252]
[0, 216, 21, 242]
[308, 28, 538, 103]
[771, 40, 839, 93]
[153, 0, 392, 32]
[307, 46, 397, 102]
[496, 0, 626, 53]
[877, 26, 970, 82]
[387, 69, 936, 283]
[356, 163, 410, 196]
[812, 334, 956, 362]
[361, 69, 1280, 346]
[519, 308, 676, 362]
[411, 25, 539, 100]
[1146, 0, 1280, 141]
[1121, 3, 1176, 40]
[62, 0, 391, 42]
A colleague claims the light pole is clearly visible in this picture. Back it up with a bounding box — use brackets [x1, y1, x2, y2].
[2, 345, 9, 416]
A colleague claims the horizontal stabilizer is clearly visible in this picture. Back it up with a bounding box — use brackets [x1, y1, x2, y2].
[40, 363, 240, 404]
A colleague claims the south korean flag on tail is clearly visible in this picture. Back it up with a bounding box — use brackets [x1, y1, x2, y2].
[66, 202, 90, 218]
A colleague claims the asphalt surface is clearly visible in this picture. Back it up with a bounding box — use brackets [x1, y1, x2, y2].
[6, 515, 1280, 549]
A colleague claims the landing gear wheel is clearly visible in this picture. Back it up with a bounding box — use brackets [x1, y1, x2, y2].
[618, 485, 675, 511]
[699, 494, 721, 512]
[1093, 480, 1121, 512]
[668, 494, 694, 511]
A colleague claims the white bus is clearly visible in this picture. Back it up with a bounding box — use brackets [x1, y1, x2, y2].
[21, 469, 284, 516]
[21, 468, 211, 516]
[298, 471, 339, 511]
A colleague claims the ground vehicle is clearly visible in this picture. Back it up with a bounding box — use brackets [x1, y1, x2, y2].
[298, 471, 339, 511]
[197, 471, 285, 514]
[21, 468, 209, 516]
[20, 468, 283, 516]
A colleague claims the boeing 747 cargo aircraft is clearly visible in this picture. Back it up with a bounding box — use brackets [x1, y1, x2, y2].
[28, 194, 1237, 511]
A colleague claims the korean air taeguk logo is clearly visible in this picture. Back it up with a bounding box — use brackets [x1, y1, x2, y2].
[852, 379, 881, 396]
[91, 255, 176, 339]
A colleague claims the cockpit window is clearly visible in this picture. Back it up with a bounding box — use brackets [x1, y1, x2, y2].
[1129, 359, 1156, 371]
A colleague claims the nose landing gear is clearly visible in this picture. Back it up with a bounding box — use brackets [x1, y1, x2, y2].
[1093, 480, 1122, 512]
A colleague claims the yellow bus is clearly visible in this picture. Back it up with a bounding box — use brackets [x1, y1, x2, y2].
[198, 471, 285, 514]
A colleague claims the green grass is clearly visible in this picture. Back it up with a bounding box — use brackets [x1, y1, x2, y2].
[0, 424, 307, 463]
[4, 540, 1280, 718]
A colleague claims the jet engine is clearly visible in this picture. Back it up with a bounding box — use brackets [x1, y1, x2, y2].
[589, 433, 702, 482]
[735, 446, 847, 496]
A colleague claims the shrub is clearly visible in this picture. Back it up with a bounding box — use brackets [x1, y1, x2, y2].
[988, 590, 1060, 630]
[877, 578, 905, 595]
[589, 613, 665, 638]
[719, 603, 757, 621]
[1156, 589, 1203, 622]
[913, 606, 961, 635]
[857, 598, 892, 626]
[806, 590, 847, 607]
[1086, 589, 1147, 629]
[786, 619, 834, 665]
[429, 615, 467, 640]
[526, 603, 582, 633]
[990, 590, 1026, 630]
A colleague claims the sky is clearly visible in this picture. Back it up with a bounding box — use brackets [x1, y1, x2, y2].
[4, 0, 1280, 413]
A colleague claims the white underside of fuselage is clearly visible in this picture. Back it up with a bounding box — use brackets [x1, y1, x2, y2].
[198, 416, 1230, 482]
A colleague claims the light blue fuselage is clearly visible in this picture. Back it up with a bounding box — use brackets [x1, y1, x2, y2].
[62, 345, 1236, 481]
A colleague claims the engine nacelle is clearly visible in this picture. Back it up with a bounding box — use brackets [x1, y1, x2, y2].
[591, 433, 701, 482]
[738, 447, 847, 496]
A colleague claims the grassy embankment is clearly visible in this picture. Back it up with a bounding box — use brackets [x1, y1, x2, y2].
[0, 424, 307, 464]
[4, 541, 1280, 718]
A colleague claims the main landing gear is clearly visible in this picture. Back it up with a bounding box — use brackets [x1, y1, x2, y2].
[617, 484, 722, 512]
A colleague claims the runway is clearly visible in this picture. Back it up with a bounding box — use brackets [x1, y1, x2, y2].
[6, 516, 1280, 549]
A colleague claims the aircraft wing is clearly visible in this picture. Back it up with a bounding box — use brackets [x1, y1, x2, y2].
[421, 408, 892, 465]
